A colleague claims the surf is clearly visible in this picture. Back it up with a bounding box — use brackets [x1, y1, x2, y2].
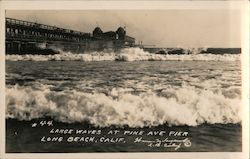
[6, 48, 240, 62]
[6, 84, 241, 127]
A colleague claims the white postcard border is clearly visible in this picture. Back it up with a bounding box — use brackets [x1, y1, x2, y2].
[0, 1, 249, 159]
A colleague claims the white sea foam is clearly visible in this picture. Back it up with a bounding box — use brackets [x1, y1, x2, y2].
[6, 84, 241, 127]
[6, 48, 240, 62]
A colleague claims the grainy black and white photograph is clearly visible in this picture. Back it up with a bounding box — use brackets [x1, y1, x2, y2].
[3, 2, 247, 156]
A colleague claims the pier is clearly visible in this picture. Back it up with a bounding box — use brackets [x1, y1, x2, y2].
[5, 18, 135, 54]
[5, 17, 240, 55]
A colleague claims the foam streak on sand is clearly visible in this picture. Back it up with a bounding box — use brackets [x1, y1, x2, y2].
[6, 84, 241, 127]
[6, 48, 240, 62]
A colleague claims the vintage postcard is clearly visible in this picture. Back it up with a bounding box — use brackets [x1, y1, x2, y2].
[0, 0, 249, 159]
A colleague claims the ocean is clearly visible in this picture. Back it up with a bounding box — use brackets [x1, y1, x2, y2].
[5, 48, 242, 152]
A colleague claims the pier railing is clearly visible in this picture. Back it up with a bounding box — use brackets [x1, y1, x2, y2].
[6, 17, 91, 43]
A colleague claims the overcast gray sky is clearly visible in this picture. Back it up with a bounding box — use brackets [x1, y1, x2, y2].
[6, 10, 241, 48]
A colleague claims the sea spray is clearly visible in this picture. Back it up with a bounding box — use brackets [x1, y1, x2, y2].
[6, 48, 240, 62]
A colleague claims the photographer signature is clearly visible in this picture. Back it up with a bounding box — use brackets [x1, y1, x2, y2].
[134, 137, 191, 150]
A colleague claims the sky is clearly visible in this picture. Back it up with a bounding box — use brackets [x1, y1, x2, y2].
[6, 10, 241, 48]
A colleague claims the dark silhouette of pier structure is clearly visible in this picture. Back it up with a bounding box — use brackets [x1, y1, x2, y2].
[5, 18, 135, 54]
[5, 17, 240, 55]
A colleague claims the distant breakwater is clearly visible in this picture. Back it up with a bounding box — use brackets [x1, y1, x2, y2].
[144, 48, 241, 55]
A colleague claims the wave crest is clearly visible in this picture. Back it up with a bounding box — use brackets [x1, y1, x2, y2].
[6, 48, 240, 62]
[6, 84, 241, 127]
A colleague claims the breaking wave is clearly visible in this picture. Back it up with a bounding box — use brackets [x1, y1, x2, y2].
[6, 84, 241, 127]
[6, 48, 240, 62]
